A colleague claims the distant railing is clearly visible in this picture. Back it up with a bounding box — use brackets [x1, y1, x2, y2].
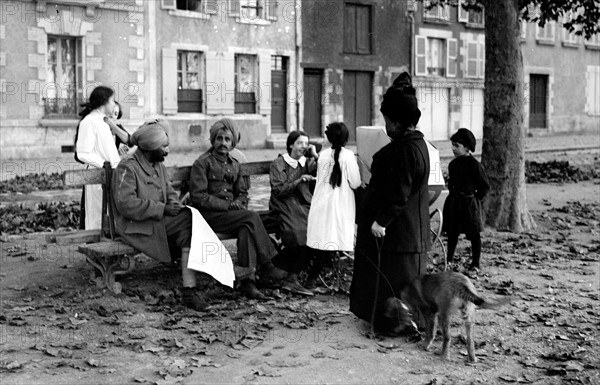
[44, 97, 78, 118]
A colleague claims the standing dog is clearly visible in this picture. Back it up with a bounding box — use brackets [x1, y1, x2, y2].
[384, 272, 512, 362]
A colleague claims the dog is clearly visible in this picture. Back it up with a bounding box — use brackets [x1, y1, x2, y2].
[383, 272, 512, 362]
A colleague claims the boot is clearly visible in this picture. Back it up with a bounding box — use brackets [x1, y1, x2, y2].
[259, 261, 287, 283]
[240, 279, 266, 300]
[281, 274, 314, 296]
[234, 265, 255, 281]
[181, 287, 209, 311]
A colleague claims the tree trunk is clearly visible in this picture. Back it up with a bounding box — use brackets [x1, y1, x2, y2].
[482, 0, 535, 232]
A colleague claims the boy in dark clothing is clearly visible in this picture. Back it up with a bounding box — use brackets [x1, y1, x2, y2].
[442, 128, 490, 270]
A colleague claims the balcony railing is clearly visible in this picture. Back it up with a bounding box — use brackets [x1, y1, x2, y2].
[44, 97, 79, 118]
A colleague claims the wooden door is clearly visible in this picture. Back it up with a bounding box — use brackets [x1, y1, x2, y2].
[529, 74, 548, 128]
[344, 71, 372, 143]
[303, 69, 323, 137]
[270, 70, 287, 133]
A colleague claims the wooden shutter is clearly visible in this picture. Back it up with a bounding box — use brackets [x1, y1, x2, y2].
[415, 35, 427, 76]
[344, 4, 356, 53]
[205, 0, 218, 14]
[258, 53, 271, 114]
[265, 0, 277, 20]
[356, 5, 371, 54]
[446, 38, 457, 78]
[466, 41, 478, 78]
[478, 41, 485, 79]
[458, 0, 468, 22]
[229, 0, 241, 16]
[521, 21, 527, 39]
[162, 48, 178, 114]
[76, 38, 84, 103]
[161, 0, 176, 10]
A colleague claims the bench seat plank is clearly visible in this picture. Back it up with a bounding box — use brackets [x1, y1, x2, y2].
[78, 240, 137, 259]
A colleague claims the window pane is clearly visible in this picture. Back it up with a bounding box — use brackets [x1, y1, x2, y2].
[186, 52, 199, 72]
[186, 72, 200, 89]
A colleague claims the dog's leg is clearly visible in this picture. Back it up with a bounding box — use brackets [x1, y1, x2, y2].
[463, 303, 477, 363]
[438, 311, 451, 360]
[420, 311, 436, 351]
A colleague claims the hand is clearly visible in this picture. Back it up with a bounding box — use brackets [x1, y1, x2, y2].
[164, 201, 182, 216]
[371, 221, 386, 238]
[118, 144, 130, 157]
[307, 144, 319, 159]
[299, 174, 316, 183]
[228, 201, 243, 210]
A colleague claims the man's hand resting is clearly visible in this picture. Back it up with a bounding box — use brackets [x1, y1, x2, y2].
[164, 201, 182, 216]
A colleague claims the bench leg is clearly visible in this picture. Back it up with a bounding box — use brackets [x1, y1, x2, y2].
[86, 255, 136, 294]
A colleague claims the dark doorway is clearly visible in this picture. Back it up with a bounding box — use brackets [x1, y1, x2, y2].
[343, 71, 372, 143]
[529, 74, 548, 129]
[270, 56, 287, 133]
[303, 69, 323, 137]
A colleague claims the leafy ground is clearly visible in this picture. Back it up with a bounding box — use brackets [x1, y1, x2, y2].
[0, 176, 599, 384]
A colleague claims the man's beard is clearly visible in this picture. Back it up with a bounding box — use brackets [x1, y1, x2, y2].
[149, 149, 166, 163]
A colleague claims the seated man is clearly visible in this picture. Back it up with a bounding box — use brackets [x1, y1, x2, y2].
[269, 130, 318, 296]
[189, 118, 287, 300]
[112, 120, 208, 311]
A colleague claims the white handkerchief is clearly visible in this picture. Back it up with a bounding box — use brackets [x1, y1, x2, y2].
[186, 206, 235, 288]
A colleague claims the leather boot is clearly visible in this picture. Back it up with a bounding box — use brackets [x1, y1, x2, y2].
[240, 279, 266, 300]
[181, 287, 209, 311]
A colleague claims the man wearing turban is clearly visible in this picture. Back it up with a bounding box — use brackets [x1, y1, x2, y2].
[112, 120, 209, 311]
[189, 119, 288, 300]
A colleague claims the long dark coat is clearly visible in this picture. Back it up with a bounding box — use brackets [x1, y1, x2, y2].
[442, 155, 490, 236]
[268, 155, 316, 248]
[350, 130, 431, 330]
[112, 151, 180, 263]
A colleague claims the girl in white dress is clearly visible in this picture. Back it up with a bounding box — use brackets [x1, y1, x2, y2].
[74, 86, 121, 229]
[306, 122, 361, 282]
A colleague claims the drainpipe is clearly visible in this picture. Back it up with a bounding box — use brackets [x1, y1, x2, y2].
[295, 0, 302, 132]
[407, 7, 415, 75]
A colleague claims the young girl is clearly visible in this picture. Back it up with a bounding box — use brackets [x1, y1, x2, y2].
[442, 128, 490, 270]
[306, 122, 361, 284]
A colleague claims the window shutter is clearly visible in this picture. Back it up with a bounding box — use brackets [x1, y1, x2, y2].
[521, 21, 527, 39]
[458, 0, 468, 22]
[478, 41, 485, 79]
[205, 0, 219, 14]
[76, 38, 84, 103]
[446, 38, 457, 78]
[344, 4, 356, 53]
[229, 0, 241, 16]
[258, 54, 271, 114]
[161, 0, 176, 10]
[162, 48, 178, 114]
[415, 35, 427, 76]
[356, 5, 371, 54]
[466, 41, 478, 78]
[265, 0, 278, 20]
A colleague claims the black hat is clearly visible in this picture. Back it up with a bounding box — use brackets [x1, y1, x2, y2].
[450, 128, 476, 152]
[380, 72, 421, 127]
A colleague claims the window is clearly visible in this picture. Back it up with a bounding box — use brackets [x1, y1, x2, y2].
[177, 51, 204, 113]
[465, 40, 485, 79]
[271, 55, 287, 71]
[234, 54, 258, 114]
[344, 3, 372, 54]
[586, 66, 600, 116]
[536, 22, 555, 44]
[561, 13, 579, 46]
[423, 0, 450, 22]
[175, 0, 218, 13]
[529, 74, 548, 128]
[520, 21, 527, 40]
[458, 0, 484, 26]
[585, 33, 600, 49]
[414, 36, 457, 78]
[229, 0, 278, 21]
[45, 35, 83, 118]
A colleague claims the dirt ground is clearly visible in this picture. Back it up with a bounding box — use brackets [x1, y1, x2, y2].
[1, 177, 599, 384]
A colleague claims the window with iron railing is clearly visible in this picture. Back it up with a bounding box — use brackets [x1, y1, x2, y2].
[44, 35, 83, 118]
[177, 50, 204, 112]
[234, 54, 258, 114]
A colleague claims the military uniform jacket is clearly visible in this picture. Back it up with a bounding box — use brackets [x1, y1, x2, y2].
[189, 150, 248, 212]
[112, 150, 179, 263]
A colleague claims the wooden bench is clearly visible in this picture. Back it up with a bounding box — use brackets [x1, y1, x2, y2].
[51, 160, 275, 293]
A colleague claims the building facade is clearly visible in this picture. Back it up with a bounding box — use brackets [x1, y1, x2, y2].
[299, 0, 412, 143]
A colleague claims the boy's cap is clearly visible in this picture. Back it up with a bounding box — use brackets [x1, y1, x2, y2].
[450, 128, 476, 152]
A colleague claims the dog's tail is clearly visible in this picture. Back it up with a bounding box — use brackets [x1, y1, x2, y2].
[457, 284, 512, 309]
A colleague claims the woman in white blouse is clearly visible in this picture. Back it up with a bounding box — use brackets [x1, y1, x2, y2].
[75, 85, 121, 230]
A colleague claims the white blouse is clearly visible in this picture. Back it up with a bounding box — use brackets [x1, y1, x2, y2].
[76, 109, 121, 169]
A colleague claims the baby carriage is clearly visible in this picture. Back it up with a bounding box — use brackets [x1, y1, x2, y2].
[356, 126, 449, 269]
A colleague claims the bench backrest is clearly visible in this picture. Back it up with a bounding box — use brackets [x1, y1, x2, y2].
[63, 160, 273, 238]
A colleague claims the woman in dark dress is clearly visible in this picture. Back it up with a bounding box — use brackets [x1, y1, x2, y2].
[349, 72, 430, 334]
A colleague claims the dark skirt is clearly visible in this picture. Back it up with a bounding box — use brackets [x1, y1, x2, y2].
[350, 229, 427, 331]
[442, 193, 483, 236]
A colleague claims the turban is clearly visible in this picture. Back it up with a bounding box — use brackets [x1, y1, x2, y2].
[450, 128, 476, 152]
[131, 119, 170, 151]
[209, 118, 240, 148]
[380, 72, 421, 128]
